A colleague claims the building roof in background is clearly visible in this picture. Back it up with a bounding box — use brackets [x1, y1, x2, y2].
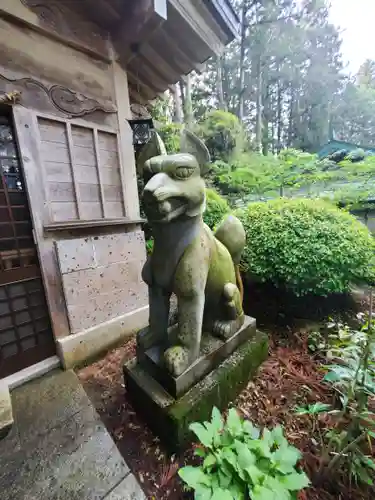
[317, 139, 375, 158]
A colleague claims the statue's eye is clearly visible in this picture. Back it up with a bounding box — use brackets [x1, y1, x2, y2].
[174, 166, 195, 179]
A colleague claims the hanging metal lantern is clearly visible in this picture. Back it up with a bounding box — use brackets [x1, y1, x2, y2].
[128, 118, 154, 151]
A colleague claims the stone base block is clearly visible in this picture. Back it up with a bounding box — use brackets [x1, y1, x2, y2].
[123, 331, 268, 451]
[139, 316, 256, 398]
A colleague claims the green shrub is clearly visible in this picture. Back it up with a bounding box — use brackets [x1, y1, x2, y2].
[158, 123, 182, 153]
[236, 198, 375, 296]
[204, 189, 230, 230]
[179, 407, 310, 500]
[198, 110, 244, 161]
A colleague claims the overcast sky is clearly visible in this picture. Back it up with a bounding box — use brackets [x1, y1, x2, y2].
[329, 0, 375, 74]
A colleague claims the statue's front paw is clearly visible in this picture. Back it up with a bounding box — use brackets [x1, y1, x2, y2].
[164, 345, 190, 377]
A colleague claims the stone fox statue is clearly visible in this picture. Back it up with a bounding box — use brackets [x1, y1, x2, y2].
[139, 130, 246, 377]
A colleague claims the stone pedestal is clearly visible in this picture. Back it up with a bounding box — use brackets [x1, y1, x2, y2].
[138, 316, 256, 397]
[123, 319, 268, 451]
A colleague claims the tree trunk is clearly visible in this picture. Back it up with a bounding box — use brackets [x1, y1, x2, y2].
[277, 64, 282, 152]
[262, 84, 270, 155]
[216, 55, 227, 111]
[179, 80, 185, 111]
[184, 73, 194, 128]
[287, 86, 294, 147]
[238, 0, 249, 121]
[255, 57, 263, 154]
[171, 84, 183, 123]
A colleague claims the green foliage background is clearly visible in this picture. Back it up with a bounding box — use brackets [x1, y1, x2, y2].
[196, 110, 245, 162]
[203, 188, 231, 230]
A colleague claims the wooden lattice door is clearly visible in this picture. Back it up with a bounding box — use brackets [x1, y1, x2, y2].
[0, 113, 55, 378]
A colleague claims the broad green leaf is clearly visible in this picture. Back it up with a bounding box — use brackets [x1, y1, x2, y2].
[245, 465, 265, 486]
[228, 481, 246, 500]
[243, 420, 260, 439]
[211, 407, 224, 433]
[234, 440, 256, 469]
[270, 425, 287, 446]
[227, 408, 242, 436]
[218, 469, 232, 489]
[195, 485, 213, 500]
[178, 466, 211, 489]
[262, 477, 292, 500]
[272, 446, 301, 473]
[211, 474, 220, 490]
[262, 428, 273, 447]
[190, 422, 214, 448]
[257, 439, 272, 458]
[210, 488, 234, 500]
[195, 447, 207, 458]
[251, 485, 277, 500]
[203, 453, 217, 470]
[204, 421, 221, 448]
[222, 448, 238, 471]
[281, 472, 310, 491]
[250, 438, 272, 458]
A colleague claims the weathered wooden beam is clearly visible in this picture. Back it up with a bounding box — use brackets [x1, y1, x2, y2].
[126, 73, 155, 102]
[128, 58, 170, 94]
[152, 29, 204, 75]
[138, 45, 181, 84]
[113, 0, 167, 64]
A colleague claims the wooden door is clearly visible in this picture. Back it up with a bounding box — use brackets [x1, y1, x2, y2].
[0, 112, 55, 378]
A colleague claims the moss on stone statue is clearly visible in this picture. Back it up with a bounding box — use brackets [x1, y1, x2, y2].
[124, 331, 268, 451]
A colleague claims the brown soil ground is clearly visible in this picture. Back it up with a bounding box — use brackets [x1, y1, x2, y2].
[77, 287, 374, 500]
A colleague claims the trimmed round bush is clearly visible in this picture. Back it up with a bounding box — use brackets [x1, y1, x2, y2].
[203, 189, 230, 230]
[236, 198, 375, 296]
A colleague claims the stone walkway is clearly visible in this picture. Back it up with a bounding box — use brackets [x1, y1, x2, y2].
[0, 369, 145, 500]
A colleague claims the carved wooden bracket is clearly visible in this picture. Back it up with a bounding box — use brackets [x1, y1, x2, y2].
[0, 74, 116, 118]
[20, 0, 109, 59]
[130, 103, 151, 119]
[0, 91, 21, 105]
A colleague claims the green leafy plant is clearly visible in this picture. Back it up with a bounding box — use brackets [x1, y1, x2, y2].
[203, 189, 231, 230]
[295, 307, 375, 486]
[158, 123, 183, 153]
[145, 238, 154, 255]
[197, 110, 245, 162]
[236, 198, 375, 296]
[178, 407, 310, 500]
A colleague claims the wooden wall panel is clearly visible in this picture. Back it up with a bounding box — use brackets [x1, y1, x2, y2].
[35, 115, 126, 222]
[50, 202, 77, 222]
[13, 106, 71, 339]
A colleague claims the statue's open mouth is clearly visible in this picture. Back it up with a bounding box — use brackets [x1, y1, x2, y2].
[143, 195, 186, 222]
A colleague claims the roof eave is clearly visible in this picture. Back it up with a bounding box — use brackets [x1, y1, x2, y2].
[204, 0, 240, 41]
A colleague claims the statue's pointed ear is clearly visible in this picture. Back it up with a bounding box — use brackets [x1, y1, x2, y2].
[136, 131, 167, 175]
[180, 129, 211, 176]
